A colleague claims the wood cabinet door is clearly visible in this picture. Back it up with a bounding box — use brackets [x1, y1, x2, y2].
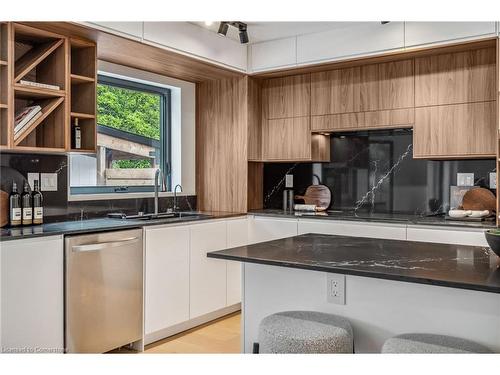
[144, 226, 190, 335]
[311, 59, 414, 116]
[189, 221, 227, 319]
[263, 74, 310, 119]
[413, 102, 496, 158]
[415, 47, 496, 107]
[262, 116, 311, 160]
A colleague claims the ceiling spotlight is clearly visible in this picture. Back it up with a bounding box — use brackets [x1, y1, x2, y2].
[238, 24, 249, 44]
[204, 21, 214, 26]
[217, 21, 249, 44]
[217, 22, 229, 36]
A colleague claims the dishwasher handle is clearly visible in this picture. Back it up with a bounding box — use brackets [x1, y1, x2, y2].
[72, 237, 140, 252]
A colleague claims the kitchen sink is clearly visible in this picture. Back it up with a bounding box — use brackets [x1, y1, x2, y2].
[107, 211, 212, 221]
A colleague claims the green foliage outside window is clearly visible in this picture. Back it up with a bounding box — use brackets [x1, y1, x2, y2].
[97, 84, 161, 140]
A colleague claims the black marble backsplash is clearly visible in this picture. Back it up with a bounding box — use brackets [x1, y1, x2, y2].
[0, 152, 196, 223]
[263, 129, 496, 215]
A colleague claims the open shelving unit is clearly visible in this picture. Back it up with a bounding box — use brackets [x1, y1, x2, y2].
[0, 23, 11, 149]
[69, 38, 96, 152]
[12, 23, 68, 151]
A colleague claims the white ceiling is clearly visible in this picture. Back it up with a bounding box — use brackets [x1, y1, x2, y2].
[192, 22, 368, 44]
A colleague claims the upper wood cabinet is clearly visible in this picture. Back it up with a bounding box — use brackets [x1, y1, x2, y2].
[263, 74, 310, 119]
[262, 116, 311, 160]
[311, 59, 414, 116]
[415, 47, 496, 107]
[413, 102, 496, 159]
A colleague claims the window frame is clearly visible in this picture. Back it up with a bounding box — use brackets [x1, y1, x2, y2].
[70, 74, 172, 195]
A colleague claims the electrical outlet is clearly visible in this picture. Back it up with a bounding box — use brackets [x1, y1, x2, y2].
[40, 173, 58, 191]
[457, 173, 474, 187]
[489, 173, 497, 189]
[327, 273, 346, 305]
[27, 172, 40, 190]
[285, 174, 293, 188]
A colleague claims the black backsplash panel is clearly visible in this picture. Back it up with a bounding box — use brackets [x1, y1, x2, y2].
[0, 152, 196, 223]
[263, 129, 496, 215]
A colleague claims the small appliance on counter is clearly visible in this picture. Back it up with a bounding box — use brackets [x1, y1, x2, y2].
[282, 174, 294, 211]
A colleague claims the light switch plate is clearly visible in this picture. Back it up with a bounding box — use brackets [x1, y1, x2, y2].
[457, 173, 474, 187]
[489, 172, 497, 189]
[27, 172, 39, 190]
[285, 174, 293, 188]
[327, 273, 346, 305]
[40, 173, 58, 191]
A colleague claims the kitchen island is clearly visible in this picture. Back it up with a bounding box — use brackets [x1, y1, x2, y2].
[208, 234, 500, 353]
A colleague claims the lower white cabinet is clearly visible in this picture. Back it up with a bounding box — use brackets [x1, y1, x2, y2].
[144, 225, 190, 335]
[1, 236, 64, 353]
[226, 218, 248, 306]
[189, 221, 228, 319]
[298, 219, 407, 240]
[248, 216, 298, 244]
[406, 225, 488, 247]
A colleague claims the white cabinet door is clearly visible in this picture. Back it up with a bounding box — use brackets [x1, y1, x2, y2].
[298, 219, 407, 240]
[248, 216, 298, 244]
[1, 236, 64, 353]
[226, 218, 248, 306]
[406, 225, 488, 246]
[405, 22, 496, 47]
[190, 221, 228, 318]
[144, 225, 190, 335]
[297, 22, 404, 64]
[86, 22, 143, 40]
[143, 22, 247, 71]
[249, 37, 297, 72]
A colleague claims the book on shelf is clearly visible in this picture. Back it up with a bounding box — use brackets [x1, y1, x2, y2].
[19, 80, 60, 91]
[14, 111, 43, 141]
[14, 105, 42, 133]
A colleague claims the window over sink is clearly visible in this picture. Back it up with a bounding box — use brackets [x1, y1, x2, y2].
[69, 73, 172, 194]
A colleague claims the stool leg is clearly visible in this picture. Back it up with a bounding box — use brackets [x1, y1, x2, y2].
[252, 342, 260, 354]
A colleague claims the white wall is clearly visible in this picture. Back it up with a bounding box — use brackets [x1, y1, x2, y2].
[69, 61, 196, 199]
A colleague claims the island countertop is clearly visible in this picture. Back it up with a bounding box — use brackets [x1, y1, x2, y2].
[207, 233, 500, 294]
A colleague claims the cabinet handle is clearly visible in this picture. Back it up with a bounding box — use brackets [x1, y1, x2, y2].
[72, 237, 139, 252]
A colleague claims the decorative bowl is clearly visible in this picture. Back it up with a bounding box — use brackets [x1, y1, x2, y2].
[484, 230, 500, 257]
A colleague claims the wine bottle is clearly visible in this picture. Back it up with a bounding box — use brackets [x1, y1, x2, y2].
[72, 118, 81, 149]
[9, 182, 21, 226]
[21, 181, 32, 226]
[32, 180, 43, 225]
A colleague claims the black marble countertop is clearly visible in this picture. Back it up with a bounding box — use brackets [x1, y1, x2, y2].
[208, 233, 500, 294]
[0, 212, 245, 242]
[249, 209, 496, 229]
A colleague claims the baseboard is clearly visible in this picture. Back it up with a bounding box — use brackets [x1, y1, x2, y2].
[144, 303, 241, 346]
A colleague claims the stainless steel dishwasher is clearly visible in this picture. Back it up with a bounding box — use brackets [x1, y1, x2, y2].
[65, 229, 143, 353]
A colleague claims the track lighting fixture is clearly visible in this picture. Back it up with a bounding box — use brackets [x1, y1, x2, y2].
[217, 21, 249, 44]
[381, 21, 390, 24]
[217, 22, 229, 36]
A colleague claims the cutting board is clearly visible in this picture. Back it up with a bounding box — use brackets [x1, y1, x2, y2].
[295, 184, 331, 211]
[461, 187, 496, 212]
[0, 190, 8, 227]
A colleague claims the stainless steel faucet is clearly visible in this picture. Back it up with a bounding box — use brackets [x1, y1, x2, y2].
[154, 168, 165, 216]
[173, 184, 183, 212]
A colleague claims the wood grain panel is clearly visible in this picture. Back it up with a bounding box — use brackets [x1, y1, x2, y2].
[413, 102, 496, 158]
[196, 77, 248, 212]
[311, 134, 330, 162]
[415, 47, 495, 107]
[247, 76, 262, 160]
[247, 162, 263, 210]
[311, 108, 414, 132]
[312, 59, 413, 116]
[262, 116, 311, 160]
[263, 74, 310, 119]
